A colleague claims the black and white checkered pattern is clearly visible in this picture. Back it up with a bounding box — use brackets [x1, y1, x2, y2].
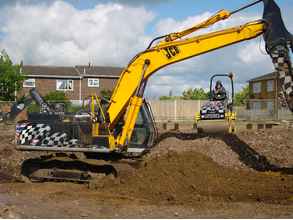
[19, 123, 79, 147]
[270, 45, 293, 104]
[40, 103, 51, 113]
[64, 139, 79, 147]
[41, 132, 68, 147]
[20, 124, 51, 144]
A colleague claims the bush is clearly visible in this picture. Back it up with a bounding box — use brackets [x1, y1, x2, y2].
[27, 103, 40, 113]
[67, 104, 82, 113]
[45, 91, 71, 111]
[234, 85, 249, 106]
[100, 89, 112, 101]
[44, 91, 68, 102]
[27, 91, 73, 113]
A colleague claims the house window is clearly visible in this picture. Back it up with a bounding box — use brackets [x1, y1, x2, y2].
[252, 102, 261, 110]
[88, 78, 99, 88]
[267, 80, 274, 92]
[252, 82, 261, 94]
[267, 101, 274, 111]
[56, 79, 73, 91]
[23, 78, 35, 88]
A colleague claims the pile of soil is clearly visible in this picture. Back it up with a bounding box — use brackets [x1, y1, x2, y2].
[0, 125, 26, 178]
[153, 129, 293, 171]
[104, 150, 293, 205]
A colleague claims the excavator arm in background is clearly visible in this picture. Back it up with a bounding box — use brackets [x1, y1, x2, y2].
[0, 89, 53, 123]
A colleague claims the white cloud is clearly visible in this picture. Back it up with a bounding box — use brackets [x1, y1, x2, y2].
[237, 40, 269, 64]
[0, 1, 154, 66]
[155, 11, 259, 36]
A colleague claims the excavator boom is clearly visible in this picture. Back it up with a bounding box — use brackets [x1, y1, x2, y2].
[108, 20, 266, 128]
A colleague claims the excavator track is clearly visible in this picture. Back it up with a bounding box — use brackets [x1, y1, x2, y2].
[20, 153, 140, 184]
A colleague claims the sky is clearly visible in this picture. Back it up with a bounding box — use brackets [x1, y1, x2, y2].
[0, 0, 292, 99]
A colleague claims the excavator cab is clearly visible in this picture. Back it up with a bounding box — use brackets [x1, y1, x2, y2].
[127, 101, 157, 154]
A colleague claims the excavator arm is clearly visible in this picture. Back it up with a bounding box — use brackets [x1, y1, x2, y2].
[107, 0, 293, 148]
[262, 0, 293, 109]
[109, 20, 265, 126]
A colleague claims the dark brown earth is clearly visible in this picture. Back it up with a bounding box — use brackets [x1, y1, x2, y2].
[0, 124, 293, 218]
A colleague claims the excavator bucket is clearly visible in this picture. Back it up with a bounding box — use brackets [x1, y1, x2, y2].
[262, 0, 293, 111]
[262, 0, 293, 51]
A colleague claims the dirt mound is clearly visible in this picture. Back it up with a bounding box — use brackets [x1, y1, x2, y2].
[152, 133, 246, 170]
[105, 151, 293, 205]
[0, 124, 38, 179]
[152, 129, 293, 171]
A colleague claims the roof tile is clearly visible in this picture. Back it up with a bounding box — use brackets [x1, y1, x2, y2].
[248, 72, 277, 82]
[22, 65, 123, 78]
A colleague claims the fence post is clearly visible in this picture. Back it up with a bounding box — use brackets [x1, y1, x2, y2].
[174, 99, 177, 122]
[199, 100, 201, 111]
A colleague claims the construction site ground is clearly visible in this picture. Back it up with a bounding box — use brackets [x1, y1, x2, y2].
[0, 122, 293, 218]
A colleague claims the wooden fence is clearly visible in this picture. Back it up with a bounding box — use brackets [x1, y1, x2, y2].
[148, 100, 293, 122]
[148, 100, 207, 122]
[1, 100, 292, 122]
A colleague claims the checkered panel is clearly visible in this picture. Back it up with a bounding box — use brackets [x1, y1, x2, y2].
[20, 124, 51, 145]
[19, 123, 79, 147]
[270, 45, 293, 108]
[41, 132, 68, 147]
[64, 139, 79, 148]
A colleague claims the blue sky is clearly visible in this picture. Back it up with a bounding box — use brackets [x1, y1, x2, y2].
[64, 0, 291, 31]
[69, 0, 290, 14]
[67, 0, 291, 19]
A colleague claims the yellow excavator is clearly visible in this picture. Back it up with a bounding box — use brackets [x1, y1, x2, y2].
[15, 0, 293, 182]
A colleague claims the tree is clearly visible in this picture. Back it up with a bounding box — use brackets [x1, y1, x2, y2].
[181, 88, 209, 100]
[44, 91, 68, 102]
[159, 95, 179, 100]
[0, 50, 24, 101]
[234, 85, 249, 106]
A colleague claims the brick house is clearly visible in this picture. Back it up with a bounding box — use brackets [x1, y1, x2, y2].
[19, 65, 122, 104]
[248, 72, 279, 111]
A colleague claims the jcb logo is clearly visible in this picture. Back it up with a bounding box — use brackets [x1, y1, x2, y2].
[164, 46, 180, 59]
